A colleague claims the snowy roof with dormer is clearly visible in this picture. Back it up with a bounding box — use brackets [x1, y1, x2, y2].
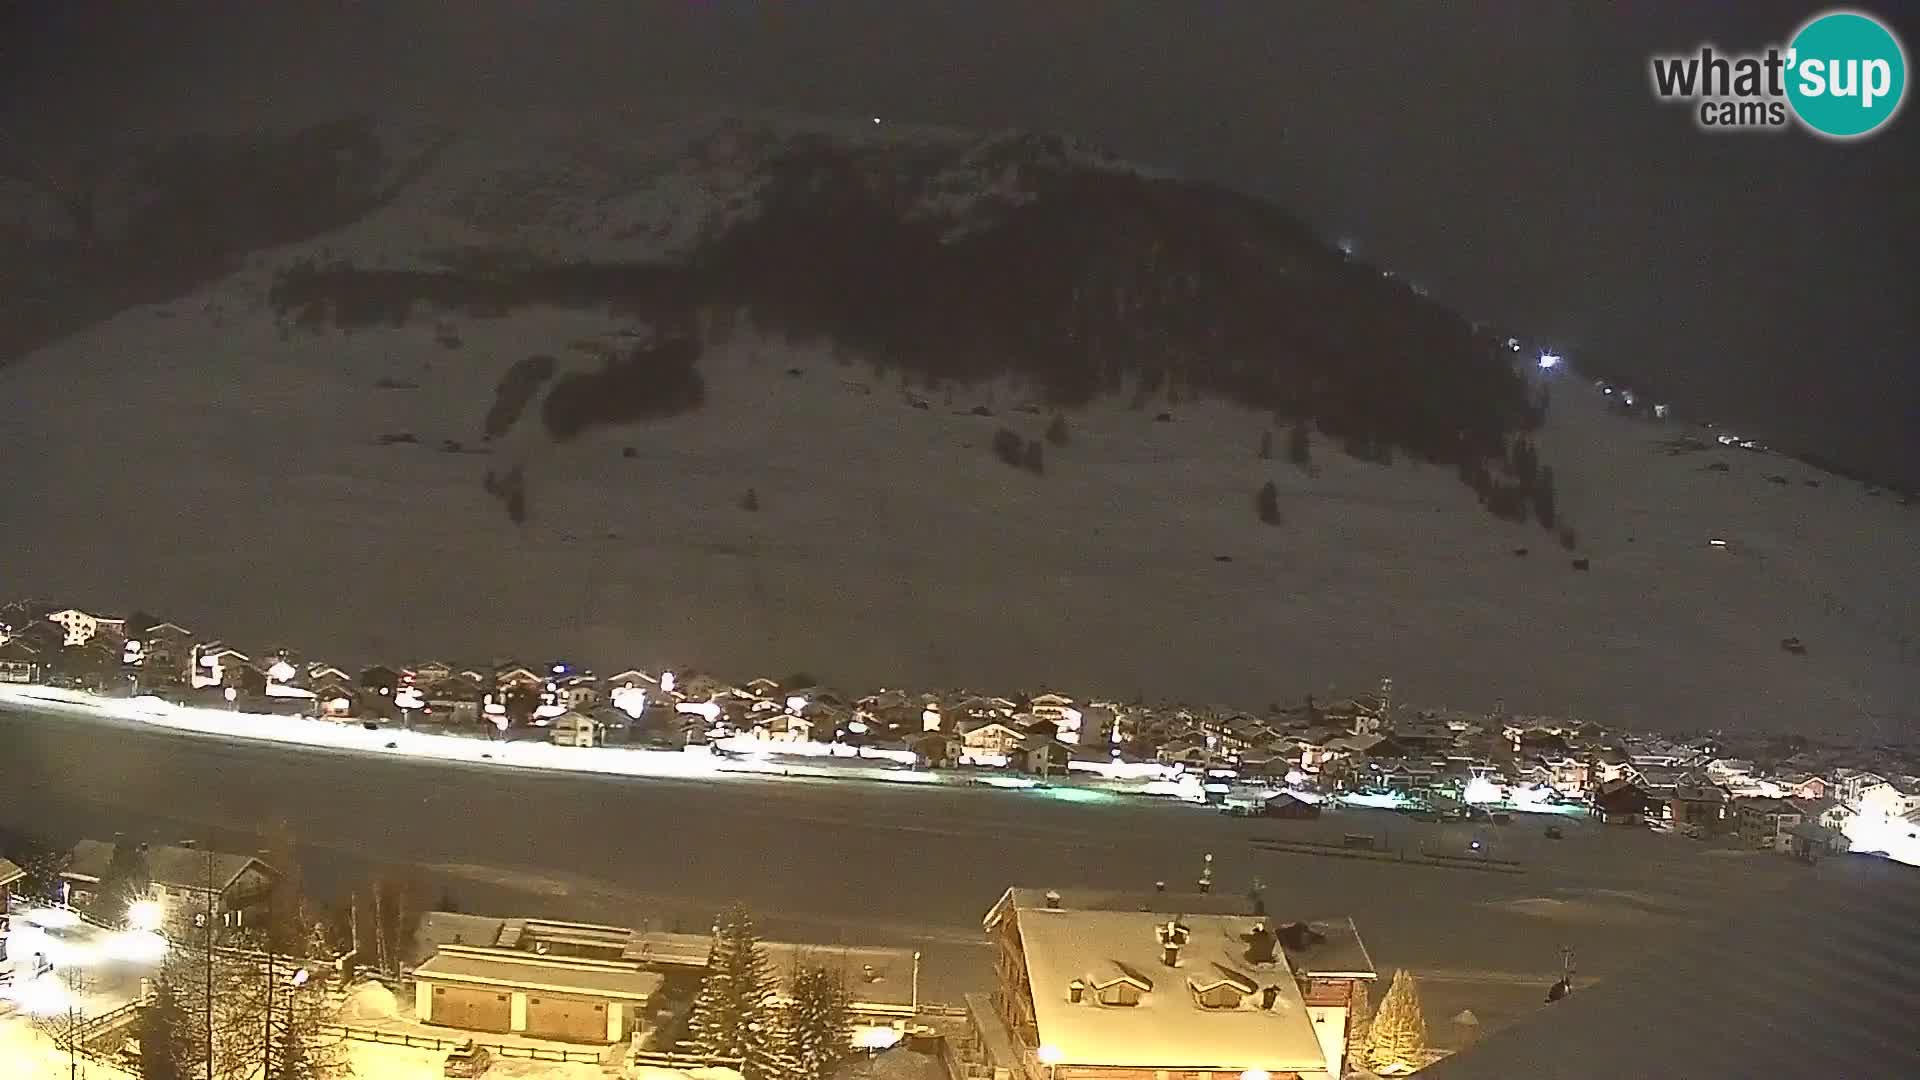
[1012, 908, 1331, 1072]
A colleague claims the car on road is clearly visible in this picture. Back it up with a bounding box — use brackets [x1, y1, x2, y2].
[444, 1041, 492, 1077]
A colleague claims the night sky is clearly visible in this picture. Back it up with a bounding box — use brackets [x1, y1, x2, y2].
[4, 1, 1914, 485]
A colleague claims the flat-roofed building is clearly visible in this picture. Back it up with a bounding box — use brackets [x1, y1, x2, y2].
[413, 943, 662, 1044]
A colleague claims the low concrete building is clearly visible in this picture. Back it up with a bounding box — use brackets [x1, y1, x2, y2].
[413, 943, 660, 1043]
[409, 913, 919, 1043]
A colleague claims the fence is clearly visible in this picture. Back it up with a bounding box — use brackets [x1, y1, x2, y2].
[1252, 836, 1527, 873]
[319, 1022, 607, 1064]
[631, 1049, 746, 1070]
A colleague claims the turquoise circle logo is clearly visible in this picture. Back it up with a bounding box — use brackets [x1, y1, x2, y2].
[1786, 10, 1907, 138]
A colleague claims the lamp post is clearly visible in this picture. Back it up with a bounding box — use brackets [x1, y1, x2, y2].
[910, 950, 921, 1016]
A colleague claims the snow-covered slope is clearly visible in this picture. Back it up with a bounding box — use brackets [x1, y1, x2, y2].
[2, 111, 1913, 737]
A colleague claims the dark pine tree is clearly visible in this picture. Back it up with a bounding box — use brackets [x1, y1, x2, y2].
[1258, 428, 1274, 460]
[784, 965, 853, 1080]
[1045, 413, 1070, 446]
[1256, 481, 1282, 525]
[136, 976, 191, 1080]
[1288, 421, 1312, 469]
[686, 904, 794, 1080]
[1531, 466, 1558, 529]
[92, 836, 151, 925]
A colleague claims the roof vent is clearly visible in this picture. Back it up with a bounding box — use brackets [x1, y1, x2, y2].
[1044, 890, 1062, 910]
[1068, 979, 1085, 1004]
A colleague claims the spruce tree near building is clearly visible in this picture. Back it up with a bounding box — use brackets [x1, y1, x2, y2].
[92, 835, 152, 925]
[1364, 968, 1430, 1073]
[687, 903, 795, 1080]
[785, 964, 853, 1080]
[137, 976, 192, 1080]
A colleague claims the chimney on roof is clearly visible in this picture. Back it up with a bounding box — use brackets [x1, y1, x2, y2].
[1246, 923, 1277, 965]
[1068, 979, 1085, 1004]
[1157, 919, 1189, 967]
[1261, 985, 1282, 1010]
[1154, 880, 1166, 893]
[1044, 890, 1062, 910]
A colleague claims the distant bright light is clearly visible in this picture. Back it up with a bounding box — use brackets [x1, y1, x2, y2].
[856, 1025, 902, 1049]
[848, 720, 869, 734]
[1538, 352, 1561, 369]
[268, 660, 296, 683]
[127, 899, 164, 931]
[1338, 238, 1356, 256]
[785, 695, 808, 713]
[1464, 777, 1504, 805]
[1038, 1045, 1063, 1065]
[223, 687, 237, 703]
[660, 671, 675, 694]
[1342, 790, 1413, 810]
[395, 687, 426, 710]
[678, 701, 721, 722]
[1242, 1071, 1272, 1080]
[1709, 538, 1728, 548]
[612, 685, 647, 719]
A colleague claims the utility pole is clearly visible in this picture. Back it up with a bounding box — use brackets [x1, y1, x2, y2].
[203, 844, 215, 1080]
[264, 944, 275, 1080]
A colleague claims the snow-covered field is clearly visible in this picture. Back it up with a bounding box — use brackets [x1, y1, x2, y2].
[2, 114, 1913, 739]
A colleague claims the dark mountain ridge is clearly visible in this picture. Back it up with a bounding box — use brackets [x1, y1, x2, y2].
[263, 123, 1549, 524]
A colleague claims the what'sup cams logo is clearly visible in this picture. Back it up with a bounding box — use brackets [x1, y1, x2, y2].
[1650, 8, 1907, 139]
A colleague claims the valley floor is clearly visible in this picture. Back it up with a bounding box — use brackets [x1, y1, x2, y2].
[2, 698, 1806, 1049]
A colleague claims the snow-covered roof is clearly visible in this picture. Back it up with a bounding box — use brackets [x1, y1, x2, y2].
[1014, 909, 1329, 1071]
[416, 944, 663, 1002]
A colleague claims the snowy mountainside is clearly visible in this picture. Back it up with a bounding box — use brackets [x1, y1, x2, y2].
[1, 110, 1914, 736]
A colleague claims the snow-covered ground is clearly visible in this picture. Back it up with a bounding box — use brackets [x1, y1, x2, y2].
[2, 113, 1913, 739]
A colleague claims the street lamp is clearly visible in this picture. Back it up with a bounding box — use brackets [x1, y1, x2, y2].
[127, 898, 163, 932]
[1038, 1043, 1062, 1079]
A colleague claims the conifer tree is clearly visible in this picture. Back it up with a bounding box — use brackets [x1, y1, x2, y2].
[785, 963, 853, 1080]
[687, 904, 794, 1080]
[137, 976, 192, 1080]
[1365, 968, 1429, 1073]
